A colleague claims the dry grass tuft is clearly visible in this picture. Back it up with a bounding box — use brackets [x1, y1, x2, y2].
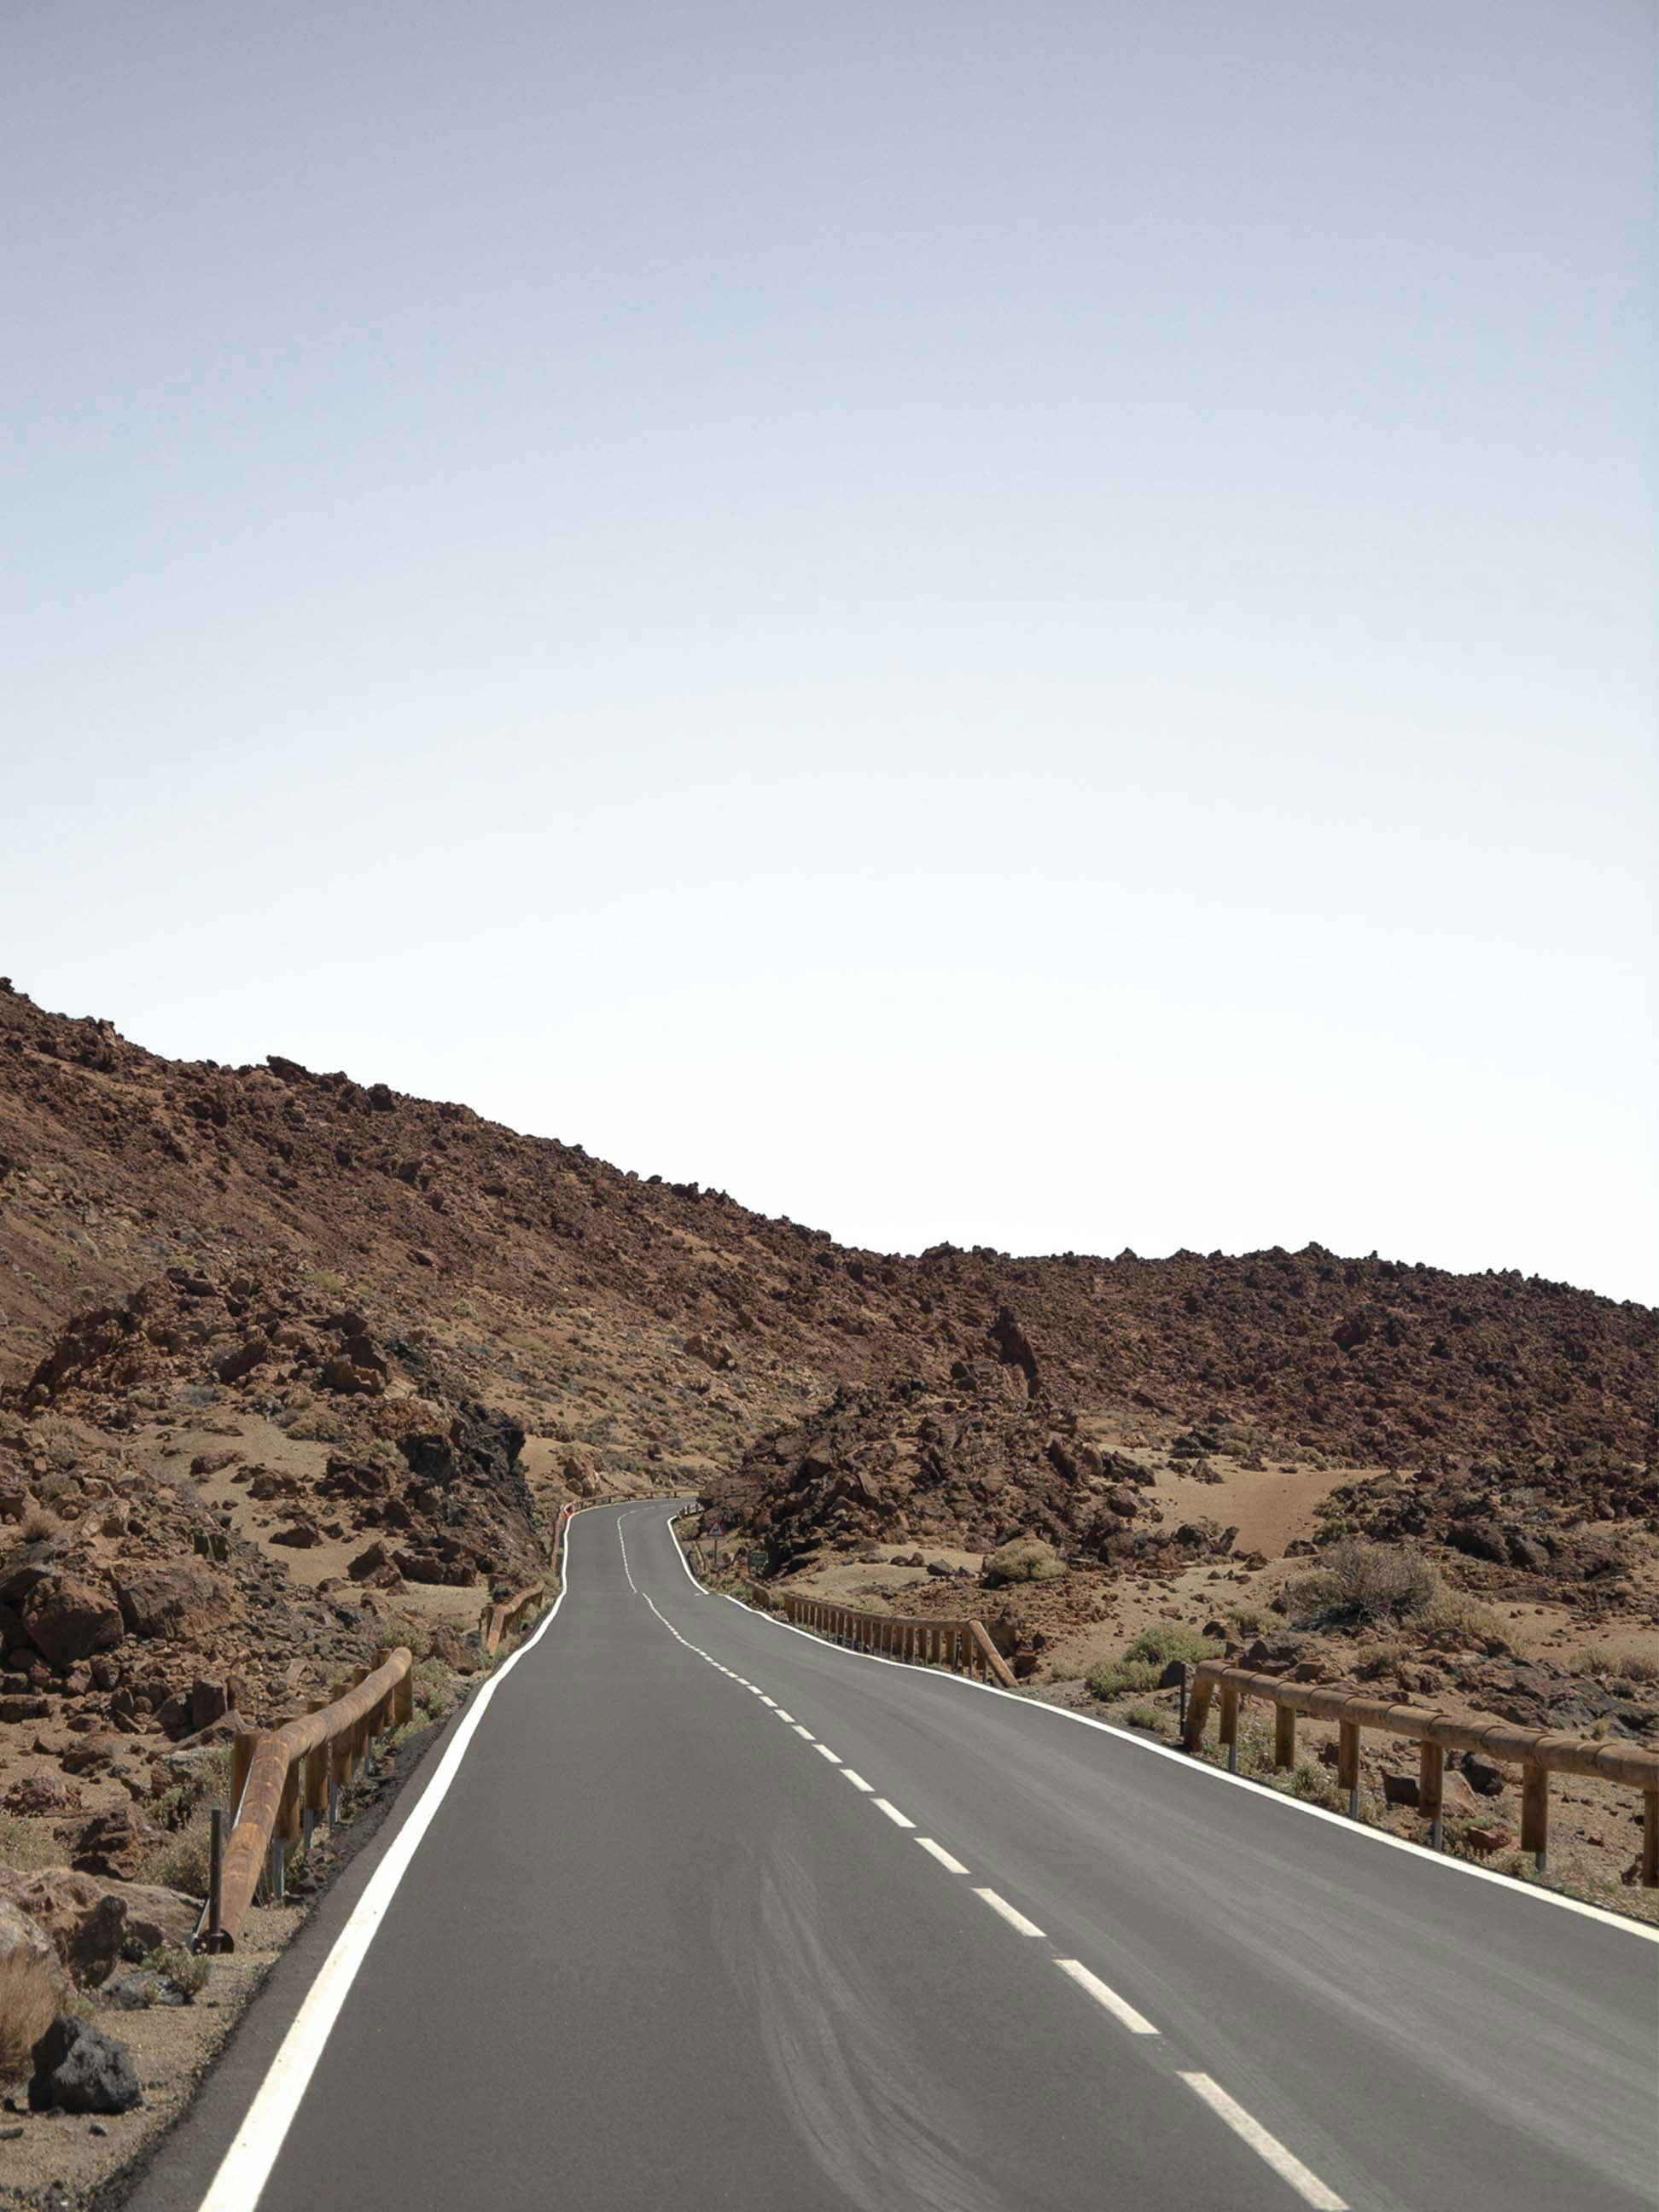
[0, 1951, 59, 2079]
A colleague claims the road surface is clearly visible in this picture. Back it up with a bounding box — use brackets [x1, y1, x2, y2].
[131, 1499, 1658, 2212]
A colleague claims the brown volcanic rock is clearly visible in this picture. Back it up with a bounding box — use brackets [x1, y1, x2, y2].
[0, 977, 1652, 1650]
[18, 1572, 124, 1669]
[702, 1366, 1234, 1575]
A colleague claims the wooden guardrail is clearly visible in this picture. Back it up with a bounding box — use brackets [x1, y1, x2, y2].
[781, 1592, 1020, 1690]
[1183, 1659, 1659, 1883]
[480, 1579, 545, 1656]
[207, 1644, 415, 1951]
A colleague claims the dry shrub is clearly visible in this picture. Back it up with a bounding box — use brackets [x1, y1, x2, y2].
[1568, 1646, 1659, 1685]
[1290, 1540, 1441, 1627]
[0, 1951, 59, 2079]
[18, 1505, 61, 1543]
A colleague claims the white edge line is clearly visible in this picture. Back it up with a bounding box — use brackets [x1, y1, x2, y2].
[696, 1565, 1657, 1945]
[972, 1886, 1045, 1937]
[197, 1502, 603, 2212]
[916, 1837, 969, 1873]
[1179, 2073, 1348, 2210]
[1053, 1958, 1160, 2035]
[873, 1797, 917, 1829]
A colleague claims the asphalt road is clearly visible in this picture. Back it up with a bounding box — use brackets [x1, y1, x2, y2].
[132, 1500, 1658, 2212]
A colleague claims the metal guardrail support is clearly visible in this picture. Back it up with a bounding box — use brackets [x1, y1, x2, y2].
[1183, 1660, 1659, 1883]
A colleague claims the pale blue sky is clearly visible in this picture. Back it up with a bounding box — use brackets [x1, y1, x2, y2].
[3, 3, 1654, 1301]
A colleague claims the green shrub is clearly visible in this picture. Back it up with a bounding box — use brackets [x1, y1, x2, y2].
[1085, 1622, 1222, 1701]
[139, 1803, 215, 1896]
[131, 1945, 211, 2004]
[1124, 1624, 1223, 1668]
[982, 1539, 1064, 1587]
[1418, 1594, 1511, 1649]
[0, 1816, 61, 1873]
[1289, 1540, 1442, 1627]
[1085, 1656, 1162, 1699]
[381, 1614, 434, 1662]
[1280, 1760, 1344, 1812]
[1121, 1704, 1172, 1733]
[410, 1656, 459, 1721]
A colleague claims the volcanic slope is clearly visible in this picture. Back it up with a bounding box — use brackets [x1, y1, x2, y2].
[3, 977, 1653, 1499]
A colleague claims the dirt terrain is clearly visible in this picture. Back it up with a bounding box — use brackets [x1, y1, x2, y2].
[0, 973, 1655, 2196]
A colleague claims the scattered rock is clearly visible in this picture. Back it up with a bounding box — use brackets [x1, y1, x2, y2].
[29, 2016, 143, 2114]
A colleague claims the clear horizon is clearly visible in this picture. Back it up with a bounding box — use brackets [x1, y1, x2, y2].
[3, 3, 1654, 1306]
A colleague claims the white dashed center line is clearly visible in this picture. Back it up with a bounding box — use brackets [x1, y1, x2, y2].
[1054, 1959, 1159, 2035]
[642, 1506, 1348, 2212]
[972, 1888, 1046, 1938]
[1179, 2075, 1348, 2209]
[916, 1838, 968, 1874]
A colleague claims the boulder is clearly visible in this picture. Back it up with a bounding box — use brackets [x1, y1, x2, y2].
[212, 1333, 271, 1384]
[1460, 1753, 1506, 1797]
[29, 2015, 143, 2113]
[114, 1561, 230, 1642]
[0, 1693, 54, 1722]
[3, 1775, 79, 1817]
[18, 1574, 124, 1670]
[72, 1805, 156, 1878]
[0, 1870, 197, 1984]
[270, 1519, 322, 1549]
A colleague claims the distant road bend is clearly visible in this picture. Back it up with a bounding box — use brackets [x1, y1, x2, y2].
[134, 1502, 1657, 2212]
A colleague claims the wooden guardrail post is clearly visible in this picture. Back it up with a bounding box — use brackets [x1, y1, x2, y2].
[1521, 1763, 1550, 1872]
[1273, 1703, 1296, 1771]
[1418, 1739, 1445, 1850]
[1183, 1669, 1214, 1751]
[1219, 1681, 1241, 1773]
[230, 1729, 258, 1824]
[1183, 1661, 1659, 1885]
[1337, 1718, 1361, 1818]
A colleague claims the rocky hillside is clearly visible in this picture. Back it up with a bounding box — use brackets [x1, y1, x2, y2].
[3, 978, 1651, 1493]
[0, 976, 1654, 1918]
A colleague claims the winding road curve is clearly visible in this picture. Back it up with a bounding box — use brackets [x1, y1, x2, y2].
[130, 1500, 1657, 2212]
